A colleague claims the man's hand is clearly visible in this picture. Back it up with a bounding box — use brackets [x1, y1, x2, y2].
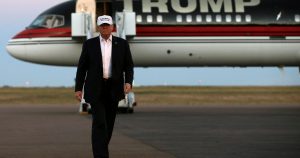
[124, 83, 132, 94]
[75, 91, 83, 102]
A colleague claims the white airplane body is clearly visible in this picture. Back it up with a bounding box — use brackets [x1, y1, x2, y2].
[6, 0, 300, 68]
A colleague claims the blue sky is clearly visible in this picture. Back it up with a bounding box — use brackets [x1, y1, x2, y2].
[0, 0, 300, 87]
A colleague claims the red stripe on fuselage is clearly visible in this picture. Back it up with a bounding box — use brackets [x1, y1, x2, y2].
[136, 26, 300, 36]
[12, 26, 300, 39]
[13, 27, 71, 39]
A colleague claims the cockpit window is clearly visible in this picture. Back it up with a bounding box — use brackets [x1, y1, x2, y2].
[27, 1, 75, 29]
[31, 15, 65, 28]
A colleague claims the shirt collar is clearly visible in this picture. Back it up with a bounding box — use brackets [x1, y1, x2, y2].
[99, 35, 112, 42]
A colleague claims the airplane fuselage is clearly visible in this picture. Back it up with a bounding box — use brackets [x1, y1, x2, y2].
[6, 0, 300, 67]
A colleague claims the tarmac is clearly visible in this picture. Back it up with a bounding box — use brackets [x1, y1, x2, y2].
[0, 104, 300, 158]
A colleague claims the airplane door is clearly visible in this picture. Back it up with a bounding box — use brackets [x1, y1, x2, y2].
[76, 0, 96, 32]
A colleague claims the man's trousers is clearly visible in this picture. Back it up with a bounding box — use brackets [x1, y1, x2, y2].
[91, 79, 118, 158]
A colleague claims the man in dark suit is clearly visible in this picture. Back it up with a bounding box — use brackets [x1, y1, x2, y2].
[74, 15, 134, 158]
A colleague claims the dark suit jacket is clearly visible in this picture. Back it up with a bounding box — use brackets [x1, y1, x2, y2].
[75, 36, 134, 104]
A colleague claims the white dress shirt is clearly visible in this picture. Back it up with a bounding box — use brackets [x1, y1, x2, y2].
[99, 35, 112, 79]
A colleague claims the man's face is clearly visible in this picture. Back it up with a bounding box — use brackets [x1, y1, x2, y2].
[98, 24, 113, 36]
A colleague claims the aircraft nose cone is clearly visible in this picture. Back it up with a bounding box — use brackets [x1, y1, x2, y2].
[6, 39, 27, 61]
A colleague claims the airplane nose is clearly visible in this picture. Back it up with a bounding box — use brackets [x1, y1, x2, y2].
[5, 27, 79, 66]
[5, 29, 30, 62]
[6, 39, 27, 61]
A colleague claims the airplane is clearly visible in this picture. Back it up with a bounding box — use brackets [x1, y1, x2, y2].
[5, 0, 300, 112]
[6, 0, 300, 68]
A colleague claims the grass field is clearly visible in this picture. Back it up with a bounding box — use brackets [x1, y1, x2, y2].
[0, 86, 300, 105]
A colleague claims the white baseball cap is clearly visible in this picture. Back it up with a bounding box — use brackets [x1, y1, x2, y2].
[97, 15, 113, 26]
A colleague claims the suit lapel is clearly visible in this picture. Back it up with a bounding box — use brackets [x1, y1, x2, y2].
[111, 36, 118, 72]
[95, 37, 103, 69]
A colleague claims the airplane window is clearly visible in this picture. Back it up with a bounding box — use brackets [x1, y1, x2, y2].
[31, 15, 65, 28]
[226, 15, 232, 22]
[31, 15, 48, 28]
[136, 15, 142, 23]
[147, 15, 153, 23]
[216, 15, 222, 22]
[44, 16, 53, 28]
[177, 15, 182, 22]
[235, 15, 242, 23]
[206, 15, 212, 23]
[186, 15, 192, 23]
[157, 15, 163, 23]
[52, 16, 64, 27]
[245, 15, 251, 23]
[196, 15, 202, 22]
[295, 14, 300, 22]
